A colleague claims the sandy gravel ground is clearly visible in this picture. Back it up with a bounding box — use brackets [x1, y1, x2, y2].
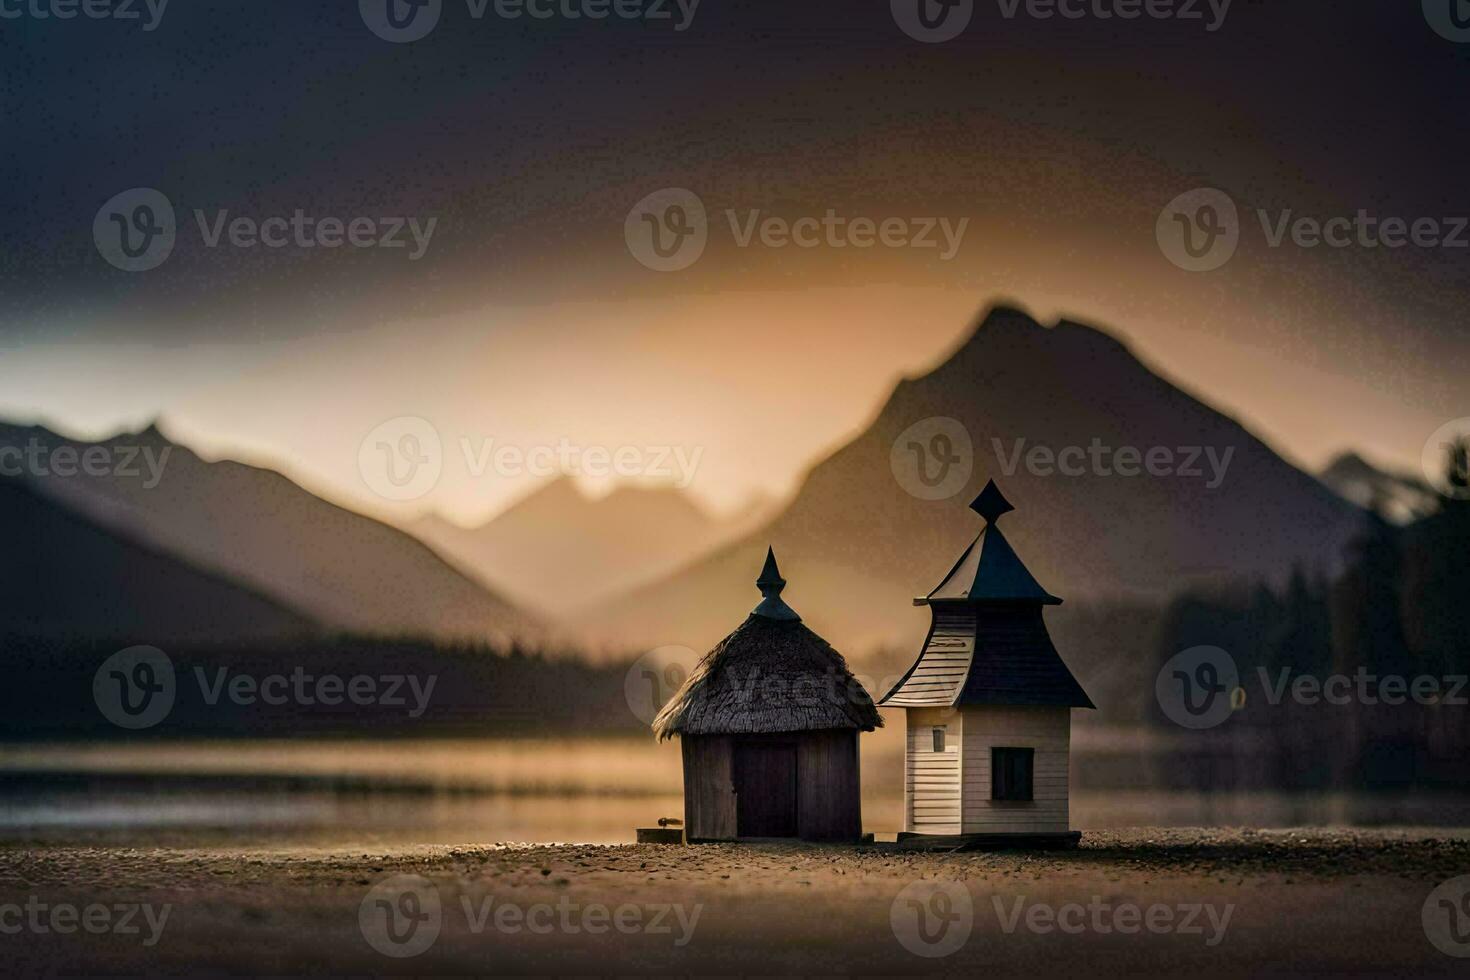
[2, 827, 1469, 976]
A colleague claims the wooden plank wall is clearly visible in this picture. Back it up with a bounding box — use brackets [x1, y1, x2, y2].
[883, 609, 975, 707]
[796, 729, 862, 841]
[905, 707, 962, 834]
[960, 705, 1070, 833]
[681, 734, 736, 840]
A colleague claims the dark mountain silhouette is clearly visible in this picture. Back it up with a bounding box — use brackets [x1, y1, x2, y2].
[412, 477, 774, 617]
[0, 422, 538, 645]
[1319, 451, 1439, 525]
[0, 474, 314, 643]
[1, 631, 647, 740]
[575, 307, 1365, 657]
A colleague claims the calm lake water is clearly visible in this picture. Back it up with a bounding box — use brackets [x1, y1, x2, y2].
[3, 735, 1469, 845]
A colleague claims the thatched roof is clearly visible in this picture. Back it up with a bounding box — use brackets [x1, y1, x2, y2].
[652, 549, 882, 739]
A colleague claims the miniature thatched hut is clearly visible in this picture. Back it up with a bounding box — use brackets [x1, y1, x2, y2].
[653, 548, 882, 842]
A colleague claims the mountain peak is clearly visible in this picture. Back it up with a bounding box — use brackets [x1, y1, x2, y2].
[415, 473, 756, 616]
[957, 305, 1046, 350]
[601, 482, 714, 521]
[1319, 450, 1437, 524]
[978, 304, 1045, 332]
[945, 306, 1134, 369]
[1052, 316, 1134, 354]
[0, 418, 538, 643]
[1321, 451, 1374, 479]
[577, 304, 1366, 654]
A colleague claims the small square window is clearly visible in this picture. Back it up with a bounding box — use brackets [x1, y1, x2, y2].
[992, 747, 1034, 801]
[932, 727, 946, 752]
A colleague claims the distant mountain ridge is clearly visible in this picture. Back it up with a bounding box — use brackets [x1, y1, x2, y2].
[412, 477, 774, 617]
[573, 307, 1367, 656]
[0, 421, 538, 645]
[0, 474, 316, 643]
[1319, 451, 1439, 525]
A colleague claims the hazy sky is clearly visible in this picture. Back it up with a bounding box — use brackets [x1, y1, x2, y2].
[0, 279, 1456, 527]
[0, 3, 1465, 524]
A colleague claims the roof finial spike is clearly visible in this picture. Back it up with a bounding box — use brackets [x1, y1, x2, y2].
[970, 479, 1015, 525]
[756, 545, 785, 595]
[752, 546, 800, 621]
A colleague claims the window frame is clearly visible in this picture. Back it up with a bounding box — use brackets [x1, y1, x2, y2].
[991, 746, 1035, 802]
[931, 726, 946, 753]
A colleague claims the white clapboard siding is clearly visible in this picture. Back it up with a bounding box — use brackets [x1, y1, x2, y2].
[883, 610, 976, 707]
[958, 705, 1071, 834]
[904, 707, 962, 834]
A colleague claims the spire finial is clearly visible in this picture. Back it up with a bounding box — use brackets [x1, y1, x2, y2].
[752, 546, 800, 621]
[970, 479, 1015, 525]
[756, 546, 785, 595]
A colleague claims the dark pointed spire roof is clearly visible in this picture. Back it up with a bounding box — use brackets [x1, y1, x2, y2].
[752, 546, 801, 621]
[882, 481, 1092, 710]
[922, 480, 1060, 605]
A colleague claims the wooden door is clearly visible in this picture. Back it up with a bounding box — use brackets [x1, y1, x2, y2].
[733, 737, 798, 838]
